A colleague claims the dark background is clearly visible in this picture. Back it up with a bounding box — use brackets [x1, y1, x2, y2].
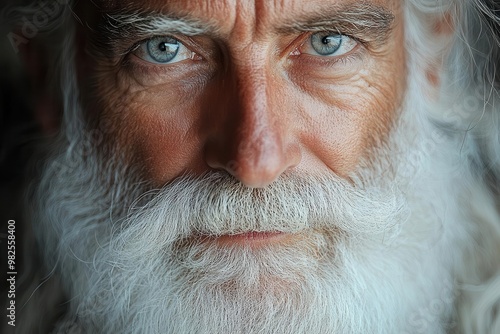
[0, 19, 38, 307]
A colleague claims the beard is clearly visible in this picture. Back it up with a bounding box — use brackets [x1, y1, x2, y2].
[34, 156, 412, 333]
[28, 49, 482, 334]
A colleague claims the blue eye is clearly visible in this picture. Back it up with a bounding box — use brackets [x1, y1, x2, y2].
[300, 32, 357, 57]
[311, 33, 342, 56]
[133, 36, 195, 65]
[147, 36, 180, 63]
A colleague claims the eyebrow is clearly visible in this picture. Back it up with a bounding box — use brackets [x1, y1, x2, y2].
[277, 3, 395, 44]
[104, 11, 214, 38]
[95, 9, 216, 56]
[96, 3, 394, 55]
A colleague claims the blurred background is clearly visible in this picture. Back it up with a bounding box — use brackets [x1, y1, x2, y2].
[0, 16, 37, 223]
[0, 6, 48, 301]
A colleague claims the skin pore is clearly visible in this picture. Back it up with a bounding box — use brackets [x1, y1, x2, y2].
[76, 0, 406, 193]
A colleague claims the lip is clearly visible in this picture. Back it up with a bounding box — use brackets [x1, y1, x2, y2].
[209, 231, 288, 246]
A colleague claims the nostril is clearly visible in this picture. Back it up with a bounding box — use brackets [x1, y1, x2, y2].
[204, 125, 302, 188]
[230, 149, 289, 187]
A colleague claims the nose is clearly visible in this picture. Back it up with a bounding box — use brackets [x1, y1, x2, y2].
[204, 62, 301, 188]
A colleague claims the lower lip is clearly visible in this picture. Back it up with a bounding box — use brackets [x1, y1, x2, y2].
[213, 232, 287, 245]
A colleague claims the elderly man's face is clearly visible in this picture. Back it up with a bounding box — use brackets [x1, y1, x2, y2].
[33, 0, 466, 333]
[18, 0, 500, 332]
[82, 0, 405, 190]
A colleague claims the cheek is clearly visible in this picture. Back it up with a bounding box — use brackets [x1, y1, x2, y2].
[297, 66, 405, 176]
[300, 36, 406, 175]
[97, 85, 208, 182]
[132, 114, 203, 181]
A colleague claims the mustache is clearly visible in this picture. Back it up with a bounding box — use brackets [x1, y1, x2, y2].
[111, 171, 409, 251]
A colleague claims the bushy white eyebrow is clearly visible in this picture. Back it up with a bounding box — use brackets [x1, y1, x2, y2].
[94, 11, 216, 56]
[278, 3, 395, 45]
[105, 12, 210, 37]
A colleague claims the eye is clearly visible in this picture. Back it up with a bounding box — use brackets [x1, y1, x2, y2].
[300, 32, 357, 57]
[133, 36, 195, 64]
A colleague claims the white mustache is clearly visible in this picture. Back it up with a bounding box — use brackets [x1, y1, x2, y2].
[113, 171, 409, 251]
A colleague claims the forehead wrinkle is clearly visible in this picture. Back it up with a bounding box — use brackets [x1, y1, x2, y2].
[226, 1, 257, 42]
[252, 0, 292, 37]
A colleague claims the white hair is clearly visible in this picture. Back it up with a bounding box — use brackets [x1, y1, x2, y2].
[404, 2, 500, 332]
[3, 0, 500, 333]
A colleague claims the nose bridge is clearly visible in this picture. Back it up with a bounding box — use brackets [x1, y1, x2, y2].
[204, 48, 298, 188]
[234, 59, 275, 153]
[231, 57, 284, 179]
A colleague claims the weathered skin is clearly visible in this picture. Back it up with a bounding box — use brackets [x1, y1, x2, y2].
[79, 0, 406, 188]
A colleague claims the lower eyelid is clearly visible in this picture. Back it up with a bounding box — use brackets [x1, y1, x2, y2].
[126, 49, 206, 76]
[290, 45, 365, 69]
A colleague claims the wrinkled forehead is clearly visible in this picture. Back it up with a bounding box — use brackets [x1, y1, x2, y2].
[85, 0, 399, 36]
